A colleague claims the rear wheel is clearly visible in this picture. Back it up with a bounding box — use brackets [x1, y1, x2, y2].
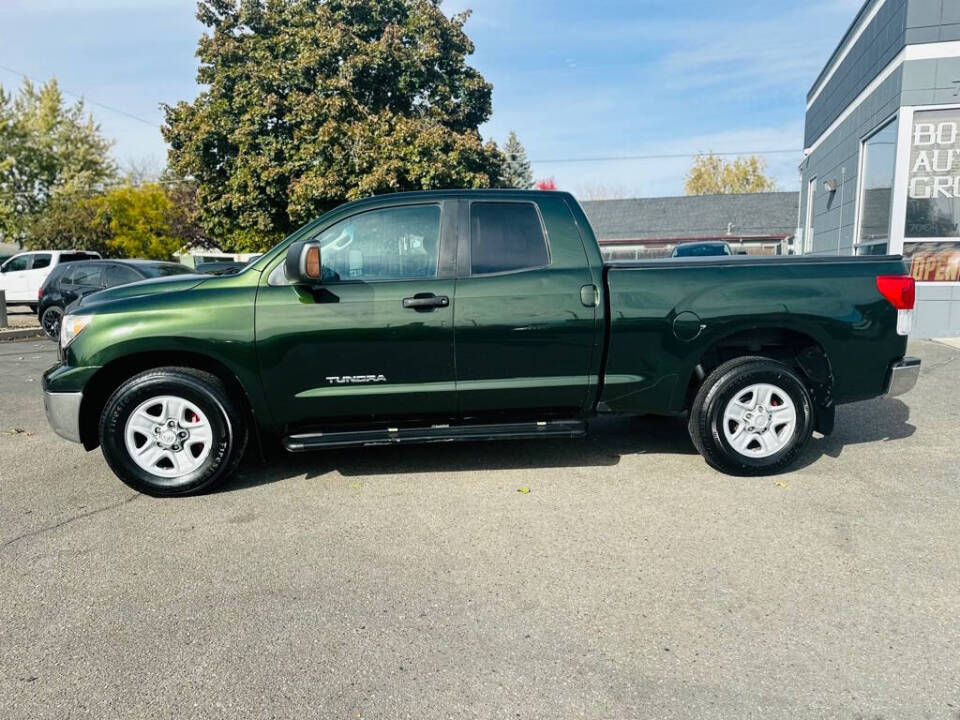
[98, 367, 247, 496]
[688, 357, 814, 476]
[40, 305, 63, 340]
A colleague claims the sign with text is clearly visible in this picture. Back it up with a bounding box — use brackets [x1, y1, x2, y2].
[907, 108, 960, 238]
[903, 241, 960, 282]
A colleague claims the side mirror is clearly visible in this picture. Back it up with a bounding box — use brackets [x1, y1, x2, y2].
[285, 241, 323, 283]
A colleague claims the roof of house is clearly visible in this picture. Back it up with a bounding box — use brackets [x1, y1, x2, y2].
[581, 191, 799, 244]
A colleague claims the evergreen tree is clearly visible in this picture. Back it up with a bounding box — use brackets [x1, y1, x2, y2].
[501, 131, 533, 189]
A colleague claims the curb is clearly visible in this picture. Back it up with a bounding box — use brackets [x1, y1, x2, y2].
[0, 328, 46, 342]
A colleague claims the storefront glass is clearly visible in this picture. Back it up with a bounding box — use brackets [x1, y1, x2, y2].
[904, 108, 960, 281]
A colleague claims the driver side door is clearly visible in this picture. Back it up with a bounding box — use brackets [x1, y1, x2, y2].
[256, 200, 458, 431]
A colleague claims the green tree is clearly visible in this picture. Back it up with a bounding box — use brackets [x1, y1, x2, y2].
[0, 79, 116, 247]
[94, 184, 187, 260]
[163, 0, 505, 252]
[28, 184, 195, 260]
[501, 131, 533, 189]
[685, 153, 777, 195]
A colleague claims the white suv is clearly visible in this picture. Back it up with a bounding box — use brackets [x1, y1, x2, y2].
[0, 250, 101, 308]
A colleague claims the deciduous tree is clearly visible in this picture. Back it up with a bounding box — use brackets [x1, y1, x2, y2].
[163, 0, 505, 252]
[0, 79, 116, 247]
[685, 153, 776, 195]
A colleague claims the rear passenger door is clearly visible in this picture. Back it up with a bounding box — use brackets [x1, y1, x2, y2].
[103, 264, 142, 288]
[453, 197, 599, 416]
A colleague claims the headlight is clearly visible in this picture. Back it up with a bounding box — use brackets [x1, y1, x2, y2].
[60, 314, 93, 348]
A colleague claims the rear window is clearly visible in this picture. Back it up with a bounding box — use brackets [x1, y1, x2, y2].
[59, 252, 99, 263]
[469, 202, 549, 275]
[139, 264, 192, 278]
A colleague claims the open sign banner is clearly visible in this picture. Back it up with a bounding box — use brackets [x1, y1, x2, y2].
[904, 241, 960, 282]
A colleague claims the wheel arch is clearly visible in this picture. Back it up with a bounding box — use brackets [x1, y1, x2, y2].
[681, 326, 835, 433]
[78, 351, 260, 451]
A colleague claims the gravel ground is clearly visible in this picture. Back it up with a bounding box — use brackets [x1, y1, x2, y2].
[1, 339, 958, 719]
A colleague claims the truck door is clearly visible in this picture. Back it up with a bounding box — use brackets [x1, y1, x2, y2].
[453, 197, 600, 416]
[256, 201, 458, 429]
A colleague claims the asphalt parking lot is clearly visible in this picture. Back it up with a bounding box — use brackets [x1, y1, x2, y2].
[1, 339, 959, 719]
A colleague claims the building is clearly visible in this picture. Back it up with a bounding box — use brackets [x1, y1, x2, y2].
[800, 0, 960, 336]
[582, 192, 799, 260]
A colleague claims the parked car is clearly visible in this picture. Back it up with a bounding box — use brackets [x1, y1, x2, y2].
[37, 259, 195, 339]
[0, 250, 100, 310]
[672, 241, 733, 258]
[42, 190, 919, 496]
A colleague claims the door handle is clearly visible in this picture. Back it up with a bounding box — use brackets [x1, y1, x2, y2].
[402, 294, 450, 310]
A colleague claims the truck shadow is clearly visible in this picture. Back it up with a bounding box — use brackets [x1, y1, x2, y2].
[221, 398, 916, 492]
[222, 414, 696, 492]
[794, 397, 916, 469]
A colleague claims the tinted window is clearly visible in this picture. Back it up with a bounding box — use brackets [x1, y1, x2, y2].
[60, 252, 99, 263]
[470, 203, 549, 275]
[64, 264, 104, 287]
[673, 243, 732, 257]
[30, 253, 52, 269]
[2, 255, 29, 272]
[104, 265, 142, 287]
[312, 204, 441, 281]
[140, 263, 192, 278]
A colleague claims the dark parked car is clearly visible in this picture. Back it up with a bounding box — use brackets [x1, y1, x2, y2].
[672, 241, 734, 258]
[37, 260, 194, 339]
[195, 260, 252, 275]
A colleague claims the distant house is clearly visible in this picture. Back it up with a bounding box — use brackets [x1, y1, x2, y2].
[581, 191, 800, 260]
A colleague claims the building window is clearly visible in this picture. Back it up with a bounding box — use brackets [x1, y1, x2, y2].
[906, 108, 960, 239]
[803, 177, 816, 254]
[855, 118, 898, 256]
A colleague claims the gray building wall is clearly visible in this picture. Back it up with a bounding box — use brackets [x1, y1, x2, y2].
[800, 0, 960, 336]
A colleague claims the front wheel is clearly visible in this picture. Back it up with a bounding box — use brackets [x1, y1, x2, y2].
[688, 357, 814, 476]
[99, 367, 248, 496]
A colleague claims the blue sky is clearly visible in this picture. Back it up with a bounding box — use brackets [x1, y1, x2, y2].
[0, 0, 865, 198]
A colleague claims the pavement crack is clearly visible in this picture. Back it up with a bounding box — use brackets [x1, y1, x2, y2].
[0, 494, 141, 552]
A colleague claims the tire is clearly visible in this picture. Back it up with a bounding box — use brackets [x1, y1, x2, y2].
[98, 367, 248, 496]
[688, 356, 814, 476]
[40, 305, 64, 340]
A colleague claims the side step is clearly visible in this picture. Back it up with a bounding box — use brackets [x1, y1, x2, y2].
[283, 419, 587, 452]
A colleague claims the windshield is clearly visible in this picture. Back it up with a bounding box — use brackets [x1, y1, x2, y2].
[673, 243, 732, 257]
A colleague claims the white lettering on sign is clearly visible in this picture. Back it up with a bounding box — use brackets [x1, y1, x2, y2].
[909, 118, 960, 200]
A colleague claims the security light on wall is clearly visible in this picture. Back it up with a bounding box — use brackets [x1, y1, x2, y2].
[823, 179, 838, 193]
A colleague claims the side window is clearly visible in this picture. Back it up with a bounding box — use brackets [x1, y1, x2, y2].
[470, 202, 549, 275]
[67, 265, 104, 288]
[2, 255, 30, 272]
[104, 265, 141, 287]
[29, 254, 52, 270]
[312, 204, 441, 281]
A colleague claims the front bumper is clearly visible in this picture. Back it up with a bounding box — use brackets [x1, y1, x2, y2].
[885, 357, 921, 398]
[43, 390, 83, 443]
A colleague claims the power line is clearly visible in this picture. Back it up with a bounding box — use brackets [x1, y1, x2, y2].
[0, 63, 161, 128]
[531, 149, 802, 164]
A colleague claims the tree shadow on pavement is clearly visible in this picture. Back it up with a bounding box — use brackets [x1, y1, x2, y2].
[220, 414, 697, 493]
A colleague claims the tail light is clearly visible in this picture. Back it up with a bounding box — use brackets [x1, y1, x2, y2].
[876, 275, 915, 336]
[37, 287, 43, 300]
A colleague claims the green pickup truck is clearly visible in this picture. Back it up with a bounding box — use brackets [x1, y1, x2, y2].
[43, 190, 920, 496]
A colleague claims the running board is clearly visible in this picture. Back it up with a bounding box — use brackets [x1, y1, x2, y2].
[283, 419, 586, 452]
